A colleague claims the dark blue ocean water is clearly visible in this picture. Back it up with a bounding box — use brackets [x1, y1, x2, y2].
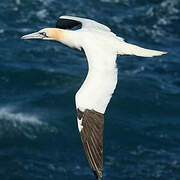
[0, 0, 180, 179]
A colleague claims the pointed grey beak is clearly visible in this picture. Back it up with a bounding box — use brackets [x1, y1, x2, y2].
[21, 32, 44, 40]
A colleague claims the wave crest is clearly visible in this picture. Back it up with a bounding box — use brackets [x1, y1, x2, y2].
[0, 107, 42, 125]
[0, 107, 58, 140]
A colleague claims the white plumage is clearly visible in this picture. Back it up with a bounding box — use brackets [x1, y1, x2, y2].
[21, 15, 167, 180]
[58, 16, 166, 114]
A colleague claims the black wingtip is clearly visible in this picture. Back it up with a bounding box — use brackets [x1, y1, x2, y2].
[56, 18, 82, 30]
[93, 170, 102, 180]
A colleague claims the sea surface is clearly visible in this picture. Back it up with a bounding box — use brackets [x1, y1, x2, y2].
[0, 0, 180, 179]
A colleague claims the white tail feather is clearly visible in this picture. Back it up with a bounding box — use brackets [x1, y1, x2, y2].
[117, 40, 167, 57]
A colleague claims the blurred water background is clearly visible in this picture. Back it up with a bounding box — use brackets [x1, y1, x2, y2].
[0, 0, 180, 179]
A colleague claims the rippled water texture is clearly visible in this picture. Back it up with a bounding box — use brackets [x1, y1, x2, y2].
[0, 0, 180, 179]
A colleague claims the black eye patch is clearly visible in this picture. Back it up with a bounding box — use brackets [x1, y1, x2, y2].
[56, 18, 82, 30]
[39, 32, 48, 37]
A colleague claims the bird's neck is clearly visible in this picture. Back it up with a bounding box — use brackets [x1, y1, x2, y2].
[76, 65, 118, 114]
[57, 30, 82, 51]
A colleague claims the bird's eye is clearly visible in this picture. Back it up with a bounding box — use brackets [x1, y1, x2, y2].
[39, 32, 47, 37]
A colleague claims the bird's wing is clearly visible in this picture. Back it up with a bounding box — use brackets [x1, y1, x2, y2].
[117, 38, 167, 57]
[57, 15, 111, 32]
[77, 108, 104, 180]
[75, 44, 118, 180]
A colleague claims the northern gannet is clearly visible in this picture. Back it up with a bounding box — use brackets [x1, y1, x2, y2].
[21, 15, 167, 180]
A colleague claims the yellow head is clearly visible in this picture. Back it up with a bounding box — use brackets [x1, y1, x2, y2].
[21, 28, 65, 41]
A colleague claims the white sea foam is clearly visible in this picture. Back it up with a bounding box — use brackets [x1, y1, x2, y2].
[36, 9, 48, 19]
[0, 29, 4, 34]
[0, 107, 42, 125]
[0, 107, 58, 140]
[15, 0, 21, 5]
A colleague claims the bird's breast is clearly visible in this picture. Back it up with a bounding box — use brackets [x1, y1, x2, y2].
[75, 66, 118, 114]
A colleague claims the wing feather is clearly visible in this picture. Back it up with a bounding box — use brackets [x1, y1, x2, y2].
[77, 109, 104, 180]
[56, 18, 81, 29]
[59, 15, 111, 32]
[74, 29, 118, 180]
[117, 40, 167, 57]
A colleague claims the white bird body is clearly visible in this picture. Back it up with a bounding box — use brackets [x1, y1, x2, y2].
[21, 15, 167, 180]
[60, 26, 123, 115]
[70, 30, 118, 114]
[63, 25, 164, 115]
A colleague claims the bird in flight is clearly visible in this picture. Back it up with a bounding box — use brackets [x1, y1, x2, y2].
[21, 15, 167, 180]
